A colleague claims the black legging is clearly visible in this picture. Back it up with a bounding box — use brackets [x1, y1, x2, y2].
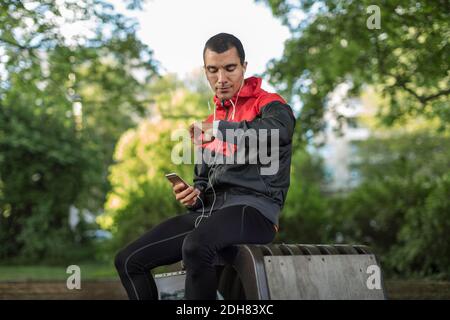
[114, 205, 275, 300]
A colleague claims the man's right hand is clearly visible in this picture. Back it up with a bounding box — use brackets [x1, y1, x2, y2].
[173, 184, 200, 206]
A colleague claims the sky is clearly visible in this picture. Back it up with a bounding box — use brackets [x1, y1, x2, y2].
[112, 0, 291, 89]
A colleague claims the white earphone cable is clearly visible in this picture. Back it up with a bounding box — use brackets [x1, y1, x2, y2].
[195, 74, 245, 227]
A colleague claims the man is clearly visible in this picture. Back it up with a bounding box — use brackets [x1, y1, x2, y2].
[115, 33, 296, 300]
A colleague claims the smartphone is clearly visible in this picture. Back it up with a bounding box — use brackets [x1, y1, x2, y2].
[165, 173, 190, 190]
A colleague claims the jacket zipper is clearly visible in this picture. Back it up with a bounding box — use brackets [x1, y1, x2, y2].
[211, 105, 229, 185]
[224, 105, 230, 121]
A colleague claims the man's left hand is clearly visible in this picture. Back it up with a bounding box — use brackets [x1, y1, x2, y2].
[189, 121, 214, 144]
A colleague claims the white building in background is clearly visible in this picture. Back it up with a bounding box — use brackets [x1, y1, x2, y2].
[316, 83, 373, 193]
[68, 205, 112, 240]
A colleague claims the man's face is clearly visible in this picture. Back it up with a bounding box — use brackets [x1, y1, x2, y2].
[204, 47, 247, 100]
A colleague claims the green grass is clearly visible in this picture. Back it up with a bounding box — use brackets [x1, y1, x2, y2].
[1, 264, 449, 299]
[385, 279, 450, 300]
[0, 263, 118, 281]
[0, 262, 179, 282]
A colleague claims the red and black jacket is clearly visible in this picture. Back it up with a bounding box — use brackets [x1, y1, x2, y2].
[192, 76, 296, 225]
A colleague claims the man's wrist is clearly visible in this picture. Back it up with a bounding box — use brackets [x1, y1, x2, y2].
[194, 183, 206, 193]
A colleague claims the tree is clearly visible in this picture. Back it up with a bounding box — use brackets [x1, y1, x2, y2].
[276, 146, 330, 244]
[97, 74, 211, 250]
[258, 0, 449, 141]
[0, 0, 158, 262]
[329, 131, 450, 278]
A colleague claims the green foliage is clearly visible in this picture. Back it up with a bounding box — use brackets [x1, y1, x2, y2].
[411, 174, 450, 276]
[258, 0, 450, 141]
[107, 179, 184, 249]
[328, 132, 450, 279]
[258, 0, 450, 278]
[98, 75, 210, 252]
[0, 99, 98, 262]
[277, 130, 450, 279]
[277, 146, 330, 244]
[0, 0, 157, 263]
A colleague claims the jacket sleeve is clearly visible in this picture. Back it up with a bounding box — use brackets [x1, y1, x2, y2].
[216, 101, 296, 146]
[193, 161, 209, 193]
[187, 158, 209, 210]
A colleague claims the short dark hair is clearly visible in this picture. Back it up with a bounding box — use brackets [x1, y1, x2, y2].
[203, 33, 245, 65]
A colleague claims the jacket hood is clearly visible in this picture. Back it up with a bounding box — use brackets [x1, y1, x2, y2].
[213, 76, 263, 108]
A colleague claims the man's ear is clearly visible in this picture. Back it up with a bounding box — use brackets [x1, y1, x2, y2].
[243, 61, 248, 75]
